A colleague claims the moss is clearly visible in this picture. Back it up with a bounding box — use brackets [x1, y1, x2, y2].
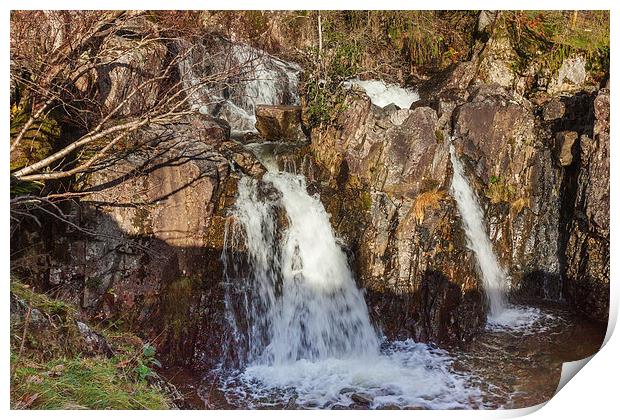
[10, 101, 61, 171]
[360, 190, 373, 211]
[161, 276, 200, 344]
[11, 281, 74, 318]
[485, 180, 517, 204]
[434, 130, 445, 144]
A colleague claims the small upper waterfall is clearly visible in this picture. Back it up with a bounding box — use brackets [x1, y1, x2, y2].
[449, 143, 508, 318]
[178, 38, 301, 134]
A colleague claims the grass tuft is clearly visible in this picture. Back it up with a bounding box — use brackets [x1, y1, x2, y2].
[11, 355, 169, 409]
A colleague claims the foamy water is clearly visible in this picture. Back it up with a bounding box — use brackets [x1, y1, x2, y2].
[345, 79, 419, 109]
[220, 339, 484, 409]
[486, 305, 557, 334]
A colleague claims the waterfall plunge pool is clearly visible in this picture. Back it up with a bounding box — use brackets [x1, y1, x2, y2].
[161, 301, 604, 409]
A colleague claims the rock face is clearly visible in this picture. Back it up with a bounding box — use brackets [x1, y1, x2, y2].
[24, 114, 263, 368]
[11, 19, 609, 373]
[308, 95, 486, 344]
[452, 86, 563, 299]
[255, 104, 305, 141]
[562, 89, 610, 323]
[306, 64, 609, 342]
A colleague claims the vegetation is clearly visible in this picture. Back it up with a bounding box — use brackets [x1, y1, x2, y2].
[503, 11, 610, 76]
[11, 356, 169, 409]
[10, 280, 171, 409]
[299, 11, 479, 128]
[9, 11, 240, 236]
[411, 190, 447, 224]
[485, 177, 517, 205]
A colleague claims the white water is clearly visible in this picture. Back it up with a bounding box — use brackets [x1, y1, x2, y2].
[449, 143, 508, 318]
[449, 143, 548, 330]
[179, 40, 301, 134]
[221, 163, 483, 409]
[344, 79, 419, 109]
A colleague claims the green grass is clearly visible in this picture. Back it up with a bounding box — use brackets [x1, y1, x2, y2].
[11, 279, 172, 409]
[11, 355, 170, 409]
[11, 281, 74, 317]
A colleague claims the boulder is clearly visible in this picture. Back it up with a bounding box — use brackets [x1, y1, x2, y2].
[542, 97, 566, 121]
[554, 131, 578, 166]
[255, 105, 305, 141]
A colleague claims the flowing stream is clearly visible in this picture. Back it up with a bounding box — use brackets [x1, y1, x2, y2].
[179, 39, 301, 134]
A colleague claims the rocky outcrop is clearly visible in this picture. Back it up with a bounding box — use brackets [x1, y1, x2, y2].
[307, 94, 486, 344]
[255, 105, 304, 141]
[452, 86, 563, 299]
[562, 88, 610, 323]
[306, 62, 609, 342]
[21, 114, 263, 368]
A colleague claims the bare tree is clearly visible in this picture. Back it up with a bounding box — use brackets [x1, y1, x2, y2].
[9, 11, 248, 183]
[9, 11, 268, 240]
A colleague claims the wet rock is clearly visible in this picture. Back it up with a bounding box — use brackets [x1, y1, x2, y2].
[307, 82, 486, 345]
[380, 403, 402, 409]
[20, 115, 239, 369]
[562, 88, 609, 324]
[351, 393, 373, 405]
[453, 85, 563, 298]
[194, 115, 231, 143]
[285, 396, 297, 409]
[255, 105, 305, 141]
[219, 140, 267, 178]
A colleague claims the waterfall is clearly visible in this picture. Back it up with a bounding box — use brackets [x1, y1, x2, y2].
[219, 158, 482, 409]
[449, 142, 551, 330]
[344, 79, 419, 109]
[225, 171, 381, 364]
[449, 143, 508, 318]
[178, 38, 301, 134]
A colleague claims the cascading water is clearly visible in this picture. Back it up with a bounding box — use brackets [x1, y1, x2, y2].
[449, 143, 508, 317]
[219, 157, 483, 409]
[227, 172, 381, 364]
[448, 142, 551, 330]
[178, 38, 301, 134]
